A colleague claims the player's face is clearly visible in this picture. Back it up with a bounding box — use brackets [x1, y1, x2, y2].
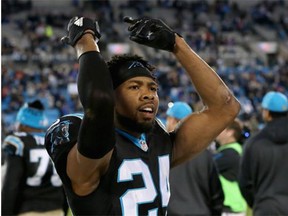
[114, 76, 159, 133]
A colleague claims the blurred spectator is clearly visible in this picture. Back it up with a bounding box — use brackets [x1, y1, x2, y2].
[166, 102, 224, 216]
[1, 0, 288, 141]
[214, 120, 247, 216]
[239, 91, 288, 215]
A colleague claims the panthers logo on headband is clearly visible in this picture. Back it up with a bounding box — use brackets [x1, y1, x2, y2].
[50, 120, 71, 153]
[128, 61, 145, 69]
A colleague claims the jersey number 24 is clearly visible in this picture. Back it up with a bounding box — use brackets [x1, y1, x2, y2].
[118, 155, 170, 215]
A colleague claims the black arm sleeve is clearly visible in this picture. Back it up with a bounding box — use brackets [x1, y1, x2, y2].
[77, 51, 115, 159]
[1, 156, 24, 215]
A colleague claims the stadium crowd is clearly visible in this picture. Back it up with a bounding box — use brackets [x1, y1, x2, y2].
[2, 0, 288, 137]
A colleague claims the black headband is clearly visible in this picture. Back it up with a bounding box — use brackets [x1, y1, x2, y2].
[111, 61, 157, 89]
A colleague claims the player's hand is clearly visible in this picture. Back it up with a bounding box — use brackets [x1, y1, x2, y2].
[123, 16, 178, 52]
[61, 16, 101, 47]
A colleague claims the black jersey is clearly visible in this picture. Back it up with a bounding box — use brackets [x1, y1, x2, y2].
[45, 113, 174, 215]
[2, 131, 64, 215]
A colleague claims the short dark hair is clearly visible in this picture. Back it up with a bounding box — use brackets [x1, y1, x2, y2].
[269, 110, 288, 119]
[227, 120, 242, 142]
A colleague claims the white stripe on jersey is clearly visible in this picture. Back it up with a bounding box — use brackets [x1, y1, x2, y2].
[4, 135, 24, 156]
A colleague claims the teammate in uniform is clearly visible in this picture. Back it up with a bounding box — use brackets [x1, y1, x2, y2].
[1, 100, 65, 216]
[45, 16, 240, 215]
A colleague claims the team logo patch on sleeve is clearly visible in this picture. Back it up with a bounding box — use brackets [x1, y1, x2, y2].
[50, 120, 71, 153]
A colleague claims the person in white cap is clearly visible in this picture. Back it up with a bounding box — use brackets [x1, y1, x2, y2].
[166, 102, 224, 216]
[239, 91, 288, 216]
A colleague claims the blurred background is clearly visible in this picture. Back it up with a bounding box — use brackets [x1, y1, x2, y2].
[2, 0, 288, 139]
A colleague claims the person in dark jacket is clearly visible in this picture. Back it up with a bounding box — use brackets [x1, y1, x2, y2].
[239, 91, 288, 216]
[166, 102, 224, 216]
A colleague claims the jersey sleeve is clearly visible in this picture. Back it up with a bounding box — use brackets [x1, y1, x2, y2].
[2, 133, 26, 215]
[45, 114, 83, 176]
[2, 133, 26, 157]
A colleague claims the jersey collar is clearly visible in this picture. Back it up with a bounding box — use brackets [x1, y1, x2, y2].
[115, 128, 148, 152]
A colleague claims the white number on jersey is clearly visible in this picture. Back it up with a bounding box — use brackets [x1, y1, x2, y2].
[118, 156, 170, 215]
[27, 149, 62, 187]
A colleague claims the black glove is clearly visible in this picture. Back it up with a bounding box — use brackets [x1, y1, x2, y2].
[123, 16, 178, 52]
[61, 16, 101, 46]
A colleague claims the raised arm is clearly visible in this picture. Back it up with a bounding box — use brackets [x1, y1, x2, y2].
[123, 16, 240, 166]
[62, 17, 115, 195]
[171, 35, 240, 166]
